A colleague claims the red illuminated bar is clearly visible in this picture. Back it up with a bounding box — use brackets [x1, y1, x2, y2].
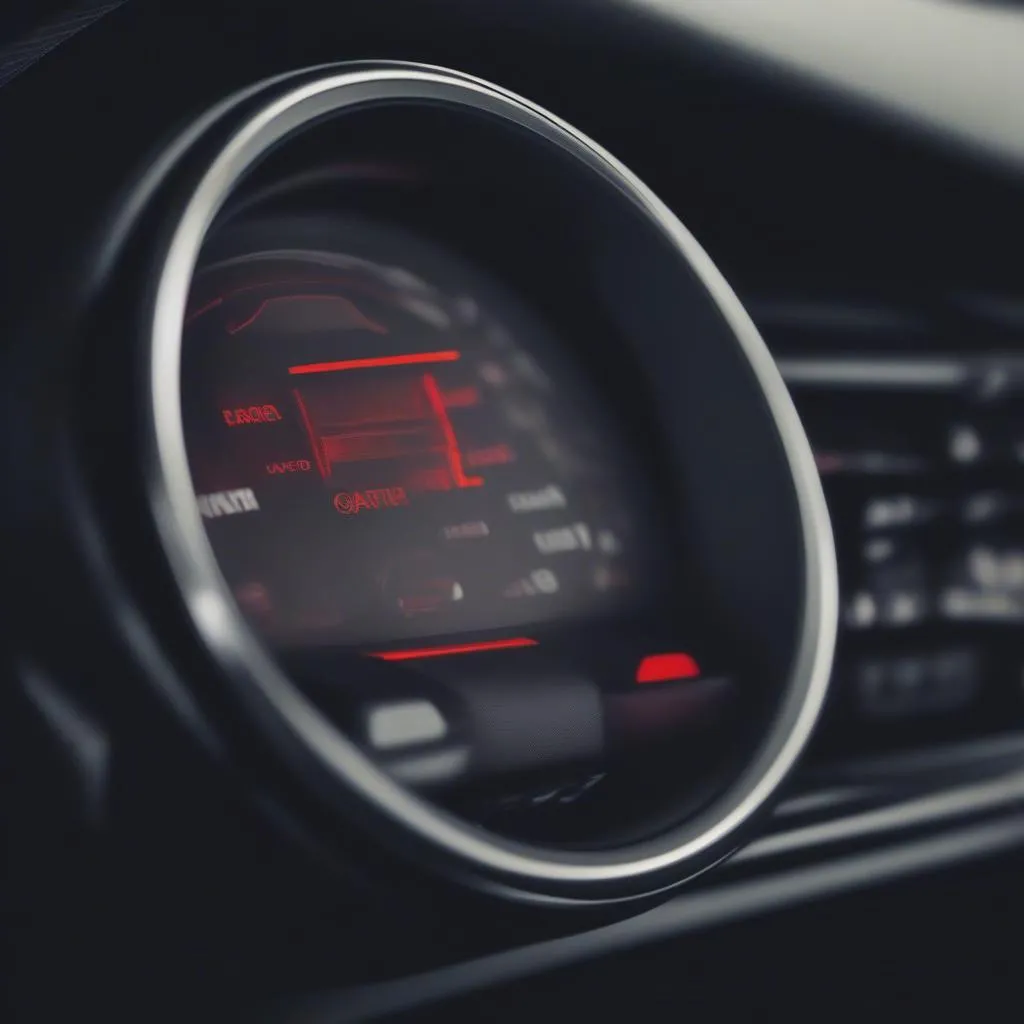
[370, 638, 538, 661]
[288, 351, 461, 375]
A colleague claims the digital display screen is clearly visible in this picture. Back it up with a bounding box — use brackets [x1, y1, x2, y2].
[181, 231, 661, 649]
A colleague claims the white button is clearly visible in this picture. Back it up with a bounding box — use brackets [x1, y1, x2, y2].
[388, 748, 468, 785]
[846, 591, 878, 629]
[886, 591, 923, 626]
[950, 425, 982, 464]
[863, 537, 896, 564]
[366, 701, 447, 751]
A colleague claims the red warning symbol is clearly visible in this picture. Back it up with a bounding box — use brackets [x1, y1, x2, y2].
[333, 487, 409, 515]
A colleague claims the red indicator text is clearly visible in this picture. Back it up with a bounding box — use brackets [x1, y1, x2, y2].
[333, 487, 409, 515]
[222, 404, 282, 426]
[266, 460, 312, 475]
[635, 653, 701, 685]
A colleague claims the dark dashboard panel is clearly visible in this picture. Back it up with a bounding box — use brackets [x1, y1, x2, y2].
[3, 0, 1024, 310]
[770, 312, 1024, 756]
[633, 0, 1024, 173]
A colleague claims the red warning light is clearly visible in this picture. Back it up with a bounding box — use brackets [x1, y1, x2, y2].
[635, 653, 701, 684]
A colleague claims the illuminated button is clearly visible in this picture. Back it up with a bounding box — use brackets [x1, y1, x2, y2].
[863, 537, 897, 564]
[845, 591, 878, 630]
[961, 491, 1024, 524]
[940, 586, 1024, 623]
[196, 488, 260, 519]
[503, 569, 560, 598]
[857, 536, 931, 627]
[862, 495, 935, 531]
[533, 523, 592, 554]
[388, 748, 469, 785]
[507, 484, 567, 513]
[635, 653, 701, 684]
[366, 701, 447, 751]
[949, 424, 984, 464]
[880, 589, 928, 627]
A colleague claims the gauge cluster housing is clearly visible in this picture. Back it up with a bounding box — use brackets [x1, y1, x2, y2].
[3, 63, 835, 910]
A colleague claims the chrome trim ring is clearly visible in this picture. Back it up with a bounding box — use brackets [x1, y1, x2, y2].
[145, 62, 838, 902]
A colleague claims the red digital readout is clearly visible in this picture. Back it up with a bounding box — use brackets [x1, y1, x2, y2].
[222, 404, 282, 426]
[289, 360, 485, 493]
[333, 487, 409, 515]
[266, 460, 313, 475]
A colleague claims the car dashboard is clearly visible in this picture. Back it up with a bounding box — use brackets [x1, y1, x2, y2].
[4, 1, 1024, 1020]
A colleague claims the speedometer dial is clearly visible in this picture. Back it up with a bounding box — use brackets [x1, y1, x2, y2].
[182, 224, 660, 650]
